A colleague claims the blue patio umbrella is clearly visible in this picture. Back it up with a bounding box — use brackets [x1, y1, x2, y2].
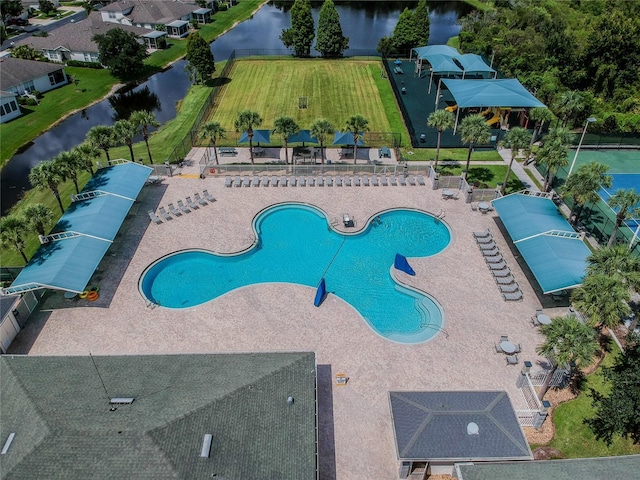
[287, 130, 318, 145]
[394, 254, 416, 276]
[332, 131, 365, 146]
[239, 129, 271, 145]
[314, 278, 326, 307]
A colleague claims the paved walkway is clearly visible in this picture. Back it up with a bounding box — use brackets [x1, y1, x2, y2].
[8, 150, 573, 480]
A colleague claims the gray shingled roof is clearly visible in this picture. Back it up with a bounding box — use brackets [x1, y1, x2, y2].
[1, 353, 317, 480]
[104, 0, 197, 24]
[457, 455, 640, 480]
[0, 57, 65, 90]
[389, 391, 533, 462]
[14, 12, 151, 55]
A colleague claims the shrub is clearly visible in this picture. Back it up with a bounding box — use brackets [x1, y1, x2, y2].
[66, 59, 103, 69]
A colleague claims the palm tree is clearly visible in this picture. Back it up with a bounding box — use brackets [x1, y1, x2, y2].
[130, 110, 160, 164]
[234, 110, 263, 165]
[344, 114, 369, 165]
[529, 107, 553, 144]
[29, 161, 66, 214]
[200, 121, 226, 165]
[86, 125, 115, 163]
[113, 119, 138, 162]
[458, 114, 490, 179]
[427, 109, 454, 171]
[554, 90, 583, 127]
[310, 118, 334, 164]
[587, 245, 640, 293]
[560, 162, 611, 225]
[499, 127, 530, 194]
[273, 116, 299, 165]
[23, 203, 54, 237]
[607, 189, 640, 247]
[536, 315, 599, 400]
[536, 127, 572, 191]
[71, 142, 100, 176]
[0, 215, 30, 264]
[571, 274, 631, 329]
[53, 151, 82, 194]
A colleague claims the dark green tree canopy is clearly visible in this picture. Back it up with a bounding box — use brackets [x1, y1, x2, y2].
[280, 0, 315, 57]
[585, 333, 640, 446]
[413, 0, 430, 46]
[93, 28, 147, 79]
[185, 32, 215, 84]
[10, 45, 44, 61]
[392, 8, 420, 54]
[315, 0, 348, 57]
[1, 1, 23, 22]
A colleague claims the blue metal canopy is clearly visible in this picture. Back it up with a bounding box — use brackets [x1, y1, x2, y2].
[492, 193, 590, 294]
[239, 129, 270, 144]
[287, 130, 318, 144]
[441, 79, 545, 108]
[3, 162, 151, 295]
[332, 131, 364, 146]
[454, 54, 495, 75]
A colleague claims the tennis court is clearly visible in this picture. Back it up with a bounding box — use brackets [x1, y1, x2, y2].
[598, 173, 640, 230]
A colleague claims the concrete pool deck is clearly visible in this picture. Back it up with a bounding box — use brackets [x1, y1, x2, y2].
[8, 154, 570, 480]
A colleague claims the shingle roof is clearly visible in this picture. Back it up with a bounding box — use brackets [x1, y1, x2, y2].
[389, 391, 533, 462]
[0, 352, 317, 480]
[105, 0, 198, 24]
[457, 455, 640, 480]
[0, 57, 64, 90]
[14, 12, 151, 55]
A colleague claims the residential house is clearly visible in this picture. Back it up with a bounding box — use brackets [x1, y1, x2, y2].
[13, 12, 161, 63]
[0, 57, 67, 99]
[100, 0, 205, 38]
[0, 91, 21, 124]
[0, 352, 318, 479]
[21, 0, 60, 12]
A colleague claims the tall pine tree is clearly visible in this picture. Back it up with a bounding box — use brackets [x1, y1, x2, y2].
[280, 0, 315, 57]
[185, 32, 215, 84]
[414, 0, 430, 46]
[315, 0, 348, 57]
[391, 8, 420, 55]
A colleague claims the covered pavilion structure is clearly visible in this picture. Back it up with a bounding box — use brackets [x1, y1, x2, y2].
[491, 192, 591, 295]
[2, 161, 152, 296]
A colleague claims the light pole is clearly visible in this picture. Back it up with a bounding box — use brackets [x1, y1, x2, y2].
[567, 117, 596, 176]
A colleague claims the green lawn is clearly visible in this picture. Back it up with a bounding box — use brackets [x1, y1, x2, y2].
[545, 342, 640, 457]
[401, 147, 503, 162]
[435, 163, 522, 191]
[206, 58, 399, 140]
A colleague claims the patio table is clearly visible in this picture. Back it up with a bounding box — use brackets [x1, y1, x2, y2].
[500, 341, 516, 354]
[478, 201, 490, 212]
[537, 314, 551, 325]
[442, 188, 454, 199]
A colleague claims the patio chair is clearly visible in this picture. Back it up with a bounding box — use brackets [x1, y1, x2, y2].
[253, 175, 261, 187]
[417, 174, 426, 186]
[271, 175, 279, 186]
[363, 176, 370, 186]
[476, 235, 494, 244]
[168, 203, 182, 217]
[280, 175, 288, 187]
[492, 267, 512, 277]
[233, 175, 242, 187]
[345, 176, 352, 186]
[495, 275, 516, 285]
[186, 196, 199, 210]
[158, 207, 173, 221]
[473, 229, 491, 239]
[317, 175, 324, 187]
[194, 193, 208, 206]
[381, 176, 389, 186]
[336, 176, 343, 187]
[513, 343, 522, 353]
[299, 176, 306, 187]
[506, 354, 519, 365]
[499, 283, 520, 293]
[407, 175, 416, 186]
[177, 200, 191, 214]
[262, 176, 270, 187]
[148, 210, 163, 224]
[202, 190, 215, 202]
[485, 254, 505, 264]
[390, 175, 398, 186]
[488, 260, 507, 270]
[290, 176, 297, 187]
[470, 202, 478, 212]
[224, 175, 232, 188]
[482, 247, 500, 257]
[500, 335, 509, 342]
[503, 290, 523, 301]
[478, 241, 497, 250]
[308, 176, 315, 187]
[354, 176, 361, 187]
[372, 174, 380, 186]
[326, 176, 334, 187]
[399, 175, 407, 186]
[495, 343, 504, 354]
[243, 175, 251, 187]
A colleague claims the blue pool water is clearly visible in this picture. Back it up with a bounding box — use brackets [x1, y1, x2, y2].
[140, 204, 451, 343]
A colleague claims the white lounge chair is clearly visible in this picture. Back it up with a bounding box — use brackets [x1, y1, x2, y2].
[479, 241, 498, 250]
[233, 176, 242, 187]
[362, 176, 370, 186]
[253, 175, 260, 186]
[317, 175, 324, 187]
[488, 260, 507, 270]
[482, 247, 500, 257]
[345, 176, 352, 186]
[177, 200, 191, 214]
[503, 291, 523, 301]
[354, 176, 361, 186]
[492, 268, 512, 277]
[194, 193, 208, 206]
[476, 235, 494, 244]
[381, 176, 389, 186]
[326, 176, 334, 186]
[372, 175, 379, 186]
[185, 196, 199, 210]
[499, 283, 520, 293]
[158, 207, 173, 221]
[148, 210, 163, 224]
[495, 275, 515, 285]
[473, 229, 491, 239]
[290, 176, 297, 187]
[407, 175, 416, 186]
[390, 175, 398, 186]
[202, 190, 215, 202]
[398, 176, 406, 186]
[243, 175, 251, 187]
[336, 176, 343, 187]
[308, 176, 315, 186]
[271, 175, 279, 186]
[224, 175, 232, 187]
[417, 175, 426, 186]
[299, 176, 306, 187]
[168, 203, 182, 217]
[280, 175, 288, 186]
[485, 254, 505, 264]
[262, 176, 270, 187]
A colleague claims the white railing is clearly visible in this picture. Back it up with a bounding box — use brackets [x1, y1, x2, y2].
[515, 410, 537, 427]
[528, 368, 568, 387]
[71, 190, 107, 202]
[521, 189, 552, 198]
[107, 158, 131, 166]
[39, 231, 82, 244]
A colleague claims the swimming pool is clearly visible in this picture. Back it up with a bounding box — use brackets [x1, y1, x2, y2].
[139, 204, 451, 343]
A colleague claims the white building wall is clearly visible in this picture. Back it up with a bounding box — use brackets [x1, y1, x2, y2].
[0, 96, 21, 123]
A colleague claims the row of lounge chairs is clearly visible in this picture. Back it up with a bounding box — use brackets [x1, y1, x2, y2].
[223, 174, 427, 188]
[473, 229, 523, 301]
[148, 190, 215, 224]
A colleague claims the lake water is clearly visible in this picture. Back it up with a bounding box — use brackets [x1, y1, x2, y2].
[1, 1, 472, 214]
